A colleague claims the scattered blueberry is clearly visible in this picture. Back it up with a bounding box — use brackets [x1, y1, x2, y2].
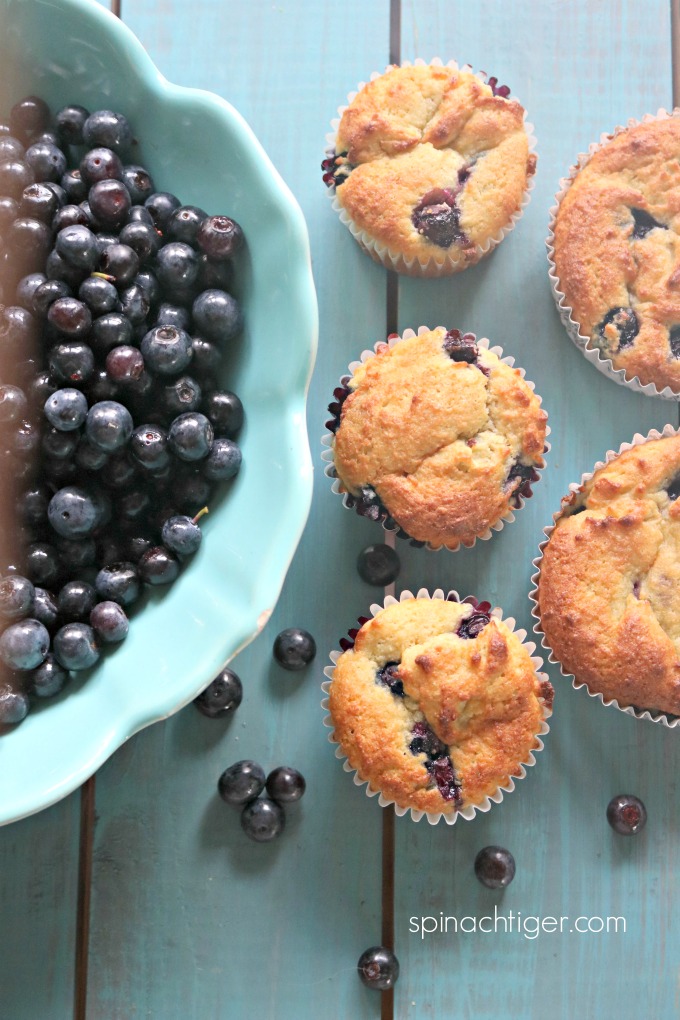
[0, 618, 50, 670]
[218, 760, 266, 805]
[0, 685, 30, 725]
[357, 946, 400, 991]
[607, 794, 647, 835]
[194, 667, 242, 717]
[273, 628, 316, 670]
[266, 766, 306, 804]
[357, 543, 400, 586]
[474, 846, 516, 888]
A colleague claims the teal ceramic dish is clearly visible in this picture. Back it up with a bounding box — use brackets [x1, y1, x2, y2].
[0, 0, 317, 824]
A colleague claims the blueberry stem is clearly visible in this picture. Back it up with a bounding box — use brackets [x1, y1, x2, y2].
[192, 506, 209, 524]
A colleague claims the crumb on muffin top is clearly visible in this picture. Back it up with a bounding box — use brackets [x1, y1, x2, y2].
[331, 327, 548, 548]
[329, 64, 535, 266]
[538, 435, 680, 714]
[553, 117, 680, 392]
[329, 597, 551, 815]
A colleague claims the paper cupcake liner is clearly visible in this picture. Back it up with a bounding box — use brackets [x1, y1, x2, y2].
[547, 108, 680, 400]
[530, 423, 680, 729]
[321, 587, 553, 825]
[321, 326, 551, 551]
[324, 57, 537, 278]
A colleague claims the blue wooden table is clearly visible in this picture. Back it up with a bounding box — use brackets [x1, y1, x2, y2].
[1, 2, 679, 1017]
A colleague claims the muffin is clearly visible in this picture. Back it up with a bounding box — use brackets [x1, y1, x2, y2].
[322, 61, 536, 276]
[326, 327, 548, 549]
[536, 433, 680, 716]
[551, 113, 680, 394]
[327, 595, 553, 817]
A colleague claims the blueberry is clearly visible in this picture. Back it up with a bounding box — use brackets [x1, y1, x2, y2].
[130, 423, 169, 470]
[474, 846, 516, 888]
[0, 136, 25, 161]
[598, 307, 639, 351]
[92, 311, 133, 354]
[167, 205, 207, 244]
[161, 514, 203, 558]
[19, 183, 59, 223]
[218, 759, 265, 805]
[94, 562, 140, 606]
[240, 798, 285, 843]
[10, 96, 50, 140]
[141, 325, 193, 377]
[0, 618, 49, 670]
[0, 159, 35, 200]
[30, 654, 68, 697]
[357, 947, 399, 990]
[55, 537, 96, 573]
[25, 141, 67, 183]
[630, 207, 665, 239]
[0, 575, 35, 620]
[190, 337, 220, 379]
[193, 667, 242, 717]
[138, 546, 179, 585]
[266, 766, 306, 804]
[202, 390, 243, 437]
[273, 627, 316, 670]
[53, 622, 99, 670]
[90, 601, 129, 643]
[78, 276, 119, 316]
[85, 400, 133, 452]
[442, 328, 478, 363]
[607, 794, 647, 835]
[118, 220, 160, 263]
[48, 486, 100, 538]
[121, 165, 155, 204]
[105, 345, 144, 384]
[196, 215, 244, 260]
[144, 191, 181, 230]
[457, 611, 490, 639]
[99, 242, 139, 287]
[0, 385, 28, 423]
[25, 542, 62, 587]
[83, 110, 132, 154]
[192, 289, 242, 342]
[56, 104, 89, 146]
[7, 216, 52, 262]
[376, 661, 404, 697]
[57, 580, 97, 622]
[357, 543, 400, 586]
[203, 437, 241, 480]
[168, 412, 213, 461]
[44, 387, 88, 431]
[55, 224, 99, 271]
[79, 147, 123, 186]
[412, 188, 466, 248]
[0, 685, 30, 725]
[160, 376, 202, 419]
[88, 179, 131, 229]
[48, 295, 92, 338]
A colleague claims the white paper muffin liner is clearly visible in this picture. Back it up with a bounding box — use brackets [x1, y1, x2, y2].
[324, 57, 537, 278]
[321, 587, 553, 825]
[321, 326, 551, 551]
[530, 424, 680, 729]
[547, 108, 680, 401]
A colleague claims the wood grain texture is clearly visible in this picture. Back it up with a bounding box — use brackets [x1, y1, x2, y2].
[394, 3, 679, 1018]
[85, 3, 391, 1018]
[0, 795, 79, 1019]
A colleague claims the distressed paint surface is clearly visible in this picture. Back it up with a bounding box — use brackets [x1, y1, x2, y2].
[0, 2, 677, 1019]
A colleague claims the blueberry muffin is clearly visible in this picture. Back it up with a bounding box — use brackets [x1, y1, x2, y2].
[322, 63, 536, 276]
[552, 115, 680, 392]
[537, 434, 680, 715]
[328, 596, 553, 816]
[327, 327, 548, 549]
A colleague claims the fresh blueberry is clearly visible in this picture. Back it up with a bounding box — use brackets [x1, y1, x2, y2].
[25, 542, 62, 587]
[99, 242, 139, 287]
[144, 191, 181, 230]
[55, 104, 89, 146]
[55, 224, 99, 271]
[0, 685, 30, 725]
[88, 179, 131, 228]
[0, 159, 35, 200]
[357, 543, 400, 586]
[357, 947, 399, 991]
[118, 220, 160, 263]
[138, 546, 179, 585]
[218, 759, 265, 805]
[266, 766, 306, 804]
[0, 385, 28, 423]
[0, 575, 35, 620]
[10, 96, 50, 141]
[474, 846, 516, 888]
[85, 400, 133, 453]
[155, 241, 199, 290]
[83, 110, 132, 154]
[240, 798, 285, 843]
[25, 141, 67, 183]
[121, 165, 155, 204]
[44, 387, 88, 431]
[196, 215, 244, 259]
[94, 562, 140, 606]
[30, 654, 68, 697]
[168, 412, 213, 461]
[159, 376, 202, 419]
[48, 486, 100, 538]
[192, 289, 242, 342]
[19, 183, 59, 223]
[202, 390, 243, 437]
[57, 580, 97, 622]
[90, 601, 129, 643]
[167, 205, 207, 244]
[193, 667, 243, 717]
[130, 423, 169, 470]
[607, 794, 647, 835]
[78, 276, 119, 316]
[203, 437, 241, 481]
[53, 622, 100, 670]
[48, 340, 94, 385]
[161, 514, 203, 558]
[141, 325, 193, 377]
[273, 627, 316, 670]
[79, 146, 123, 186]
[105, 345, 144, 384]
[0, 618, 49, 670]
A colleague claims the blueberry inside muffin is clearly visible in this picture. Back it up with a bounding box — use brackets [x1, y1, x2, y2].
[328, 327, 548, 548]
[329, 597, 552, 815]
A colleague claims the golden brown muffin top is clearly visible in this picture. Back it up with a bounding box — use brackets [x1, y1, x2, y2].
[328, 597, 551, 815]
[330, 64, 535, 267]
[553, 117, 680, 392]
[537, 435, 680, 714]
[331, 328, 548, 548]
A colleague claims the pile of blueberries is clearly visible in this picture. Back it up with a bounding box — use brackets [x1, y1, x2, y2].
[0, 95, 245, 728]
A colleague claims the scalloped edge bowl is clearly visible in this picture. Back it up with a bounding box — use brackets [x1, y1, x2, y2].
[0, 0, 317, 824]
